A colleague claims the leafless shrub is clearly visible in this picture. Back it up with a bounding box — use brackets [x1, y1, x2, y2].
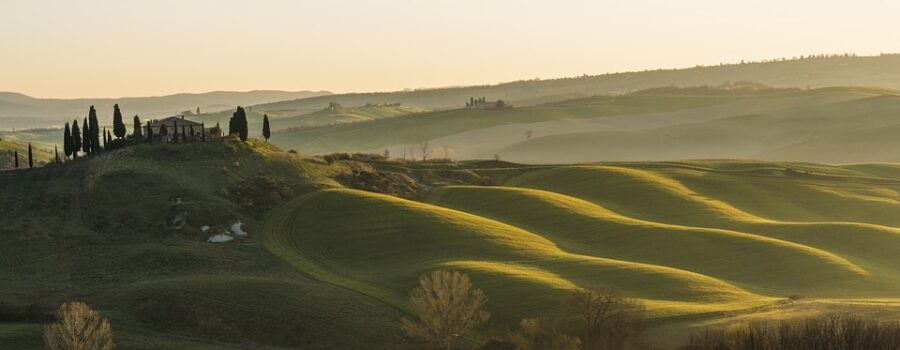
[43, 301, 114, 350]
[402, 270, 490, 350]
[681, 314, 900, 350]
[567, 287, 646, 350]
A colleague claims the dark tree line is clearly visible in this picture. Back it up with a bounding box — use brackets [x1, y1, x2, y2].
[51, 105, 270, 167]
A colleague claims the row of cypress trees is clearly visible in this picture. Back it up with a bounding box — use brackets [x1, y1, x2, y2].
[9, 143, 35, 169]
[62, 105, 114, 160]
[55, 105, 271, 164]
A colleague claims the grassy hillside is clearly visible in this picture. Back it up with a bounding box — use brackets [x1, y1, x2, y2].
[0, 139, 54, 169]
[193, 104, 425, 139]
[261, 158, 900, 347]
[6, 139, 900, 348]
[0, 139, 407, 349]
[271, 85, 900, 164]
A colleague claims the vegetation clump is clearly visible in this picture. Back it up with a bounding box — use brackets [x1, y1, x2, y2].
[43, 302, 114, 350]
[402, 270, 490, 350]
[682, 314, 900, 350]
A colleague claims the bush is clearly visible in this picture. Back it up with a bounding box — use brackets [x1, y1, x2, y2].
[43, 302, 114, 350]
[567, 287, 645, 350]
[402, 270, 490, 350]
[323, 152, 353, 164]
[681, 314, 900, 350]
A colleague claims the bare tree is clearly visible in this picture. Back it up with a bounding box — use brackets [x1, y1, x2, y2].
[43, 301, 114, 350]
[419, 139, 431, 161]
[402, 270, 490, 350]
[567, 288, 645, 350]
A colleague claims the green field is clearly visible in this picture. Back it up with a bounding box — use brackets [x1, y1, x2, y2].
[5, 139, 900, 348]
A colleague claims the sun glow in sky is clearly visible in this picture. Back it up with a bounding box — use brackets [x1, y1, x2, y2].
[2, 0, 899, 98]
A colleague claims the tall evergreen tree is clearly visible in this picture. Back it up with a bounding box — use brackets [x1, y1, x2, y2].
[228, 112, 236, 136]
[82, 118, 91, 155]
[262, 114, 271, 142]
[13, 150, 18, 168]
[231, 106, 249, 141]
[159, 123, 168, 141]
[147, 121, 154, 144]
[27, 143, 33, 168]
[112, 104, 126, 139]
[89, 106, 100, 154]
[63, 122, 74, 159]
[72, 120, 81, 159]
[133, 115, 142, 138]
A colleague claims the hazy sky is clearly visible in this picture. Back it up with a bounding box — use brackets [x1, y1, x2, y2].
[2, 0, 899, 98]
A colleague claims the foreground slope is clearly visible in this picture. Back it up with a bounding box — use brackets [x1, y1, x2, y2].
[260, 158, 900, 347]
[7, 139, 900, 349]
[0, 139, 406, 349]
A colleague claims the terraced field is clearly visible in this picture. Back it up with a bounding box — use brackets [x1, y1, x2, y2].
[262, 160, 900, 346]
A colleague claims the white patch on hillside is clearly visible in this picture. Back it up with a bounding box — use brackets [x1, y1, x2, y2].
[207, 233, 234, 243]
[230, 221, 247, 236]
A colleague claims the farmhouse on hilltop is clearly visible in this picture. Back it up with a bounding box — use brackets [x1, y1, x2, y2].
[145, 116, 221, 142]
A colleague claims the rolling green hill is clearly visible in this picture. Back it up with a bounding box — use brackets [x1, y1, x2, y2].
[271, 84, 900, 164]
[192, 104, 426, 139]
[6, 140, 900, 348]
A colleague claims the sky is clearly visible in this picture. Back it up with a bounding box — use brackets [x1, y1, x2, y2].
[1, 0, 899, 98]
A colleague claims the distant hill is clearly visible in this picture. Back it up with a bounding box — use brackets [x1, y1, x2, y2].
[271, 84, 900, 164]
[0, 90, 331, 130]
[251, 54, 900, 115]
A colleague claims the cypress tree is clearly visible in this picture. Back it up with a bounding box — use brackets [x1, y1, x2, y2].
[133, 115, 142, 138]
[232, 106, 248, 141]
[27, 143, 33, 168]
[89, 106, 100, 154]
[113, 104, 126, 139]
[159, 123, 168, 140]
[72, 120, 81, 159]
[82, 118, 91, 155]
[147, 121, 154, 144]
[228, 112, 236, 136]
[262, 114, 271, 142]
[13, 150, 18, 168]
[63, 123, 74, 159]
